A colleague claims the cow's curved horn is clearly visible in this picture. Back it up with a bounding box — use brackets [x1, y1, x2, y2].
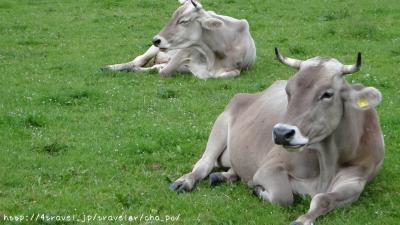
[342, 52, 362, 75]
[191, 0, 198, 8]
[275, 48, 302, 69]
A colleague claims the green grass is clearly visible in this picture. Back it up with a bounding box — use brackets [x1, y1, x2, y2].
[1, 0, 400, 224]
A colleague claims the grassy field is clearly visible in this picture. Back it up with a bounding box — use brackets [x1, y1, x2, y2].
[1, 0, 400, 224]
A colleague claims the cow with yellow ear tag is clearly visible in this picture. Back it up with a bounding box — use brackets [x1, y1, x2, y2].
[170, 49, 384, 225]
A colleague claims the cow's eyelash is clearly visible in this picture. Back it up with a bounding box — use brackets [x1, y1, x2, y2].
[178, 19, 190, 24]
[320, 91, 334, 100]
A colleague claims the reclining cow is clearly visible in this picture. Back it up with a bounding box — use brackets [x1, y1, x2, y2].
[170, 49, 384, 225]
[102, 0, 256, 79]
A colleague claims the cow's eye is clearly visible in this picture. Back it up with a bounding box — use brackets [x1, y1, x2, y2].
[178, 19, 189, 24]
[320, 91, 334, 100]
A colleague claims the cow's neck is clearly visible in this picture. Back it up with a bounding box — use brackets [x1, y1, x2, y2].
[312, 138, 338, 192]
[201, 30, 229, 56]
[201, 15, 235, 56]
[194, 42, 216, 69]
[314, 104, 364, 191]
[334, 103, 365, 161]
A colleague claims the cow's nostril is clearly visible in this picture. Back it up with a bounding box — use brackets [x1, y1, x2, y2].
[152, 38, 161, 47]
[273, 126, 296, 145]
[284, 129, 295, 140]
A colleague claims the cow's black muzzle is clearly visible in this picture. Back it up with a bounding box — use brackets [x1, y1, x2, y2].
[273, 126, 295, 146]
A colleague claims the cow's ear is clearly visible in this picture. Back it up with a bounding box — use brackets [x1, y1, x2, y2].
[199, 17, 223, 30]
[347, 87, 382, 110]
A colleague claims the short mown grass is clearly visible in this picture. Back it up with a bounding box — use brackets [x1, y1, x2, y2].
[1, 0, 399, 224]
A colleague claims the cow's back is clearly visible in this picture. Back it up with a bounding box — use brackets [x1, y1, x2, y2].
[226, 80, 287, 182]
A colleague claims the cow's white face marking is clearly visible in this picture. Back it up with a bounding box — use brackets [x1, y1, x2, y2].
[155, 36, 170, 49]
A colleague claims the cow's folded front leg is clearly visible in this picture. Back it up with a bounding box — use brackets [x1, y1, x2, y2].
[252, 164, 293, 207]
[146, 63, 167, 72]
[102, 61, 138, 72]
[115, 63, 167, 73]
[214, 69, 241, 79]
[159, 49, 190, 76]
[292, 174, 366, 225]
[209, 168, 238, 187]
[170, 112, 229, 192]
[102, 46, 160, 72]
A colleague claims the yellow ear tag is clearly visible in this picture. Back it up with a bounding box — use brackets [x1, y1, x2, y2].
[357, 97, 369, 108]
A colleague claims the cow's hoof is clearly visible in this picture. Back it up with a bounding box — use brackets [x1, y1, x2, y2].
[169, 181, 192, 193]
[252, 185, 265, 198]
[209, 173, 223, 187]
[289, 222, 303, 225]
[100, 66, 112, 72]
